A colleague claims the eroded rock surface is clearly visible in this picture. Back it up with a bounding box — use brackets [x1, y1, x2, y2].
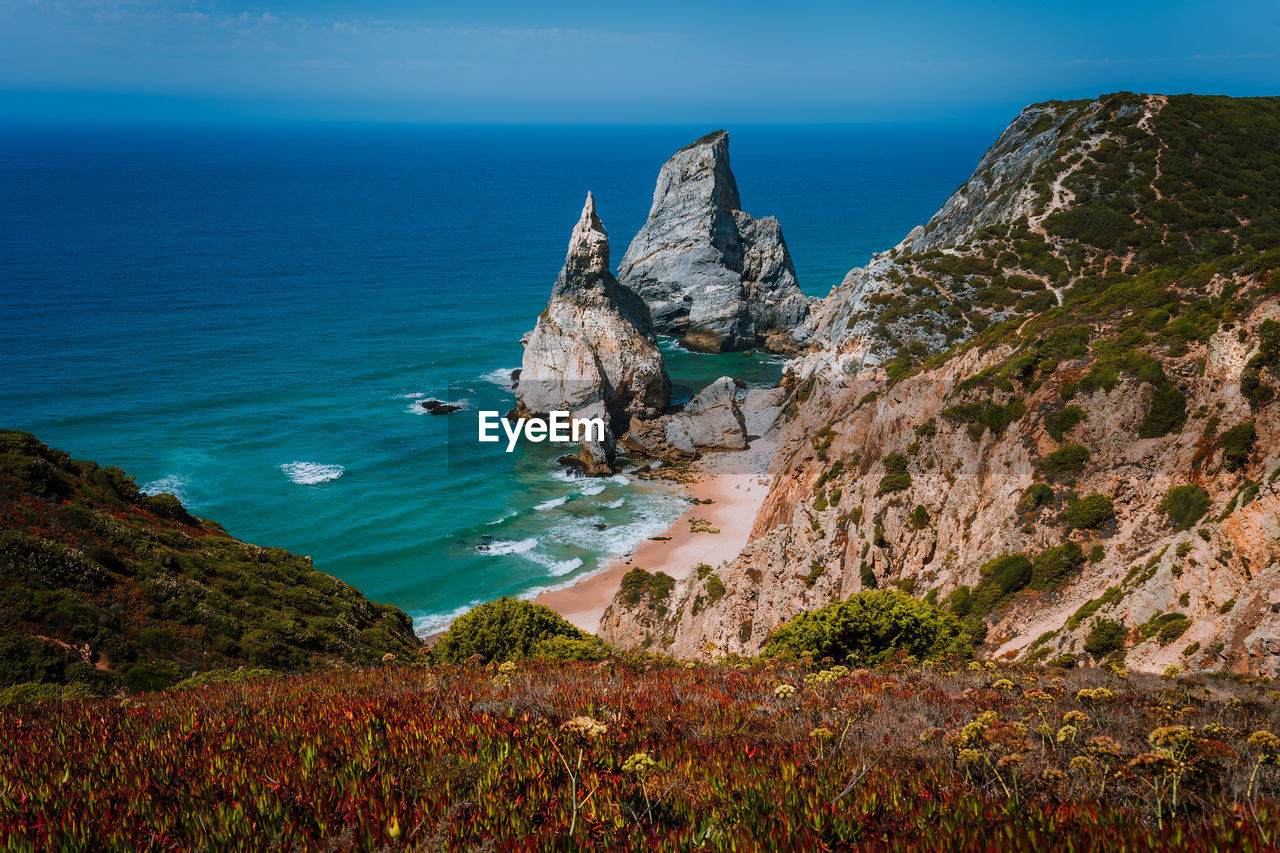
[516, 193, 670, 472]
[622, 376, 748, 461]
[618, 131, 809, 354]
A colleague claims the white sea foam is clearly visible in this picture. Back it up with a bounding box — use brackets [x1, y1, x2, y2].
[141, 475, 190, 504]
[395, 391, 426, 399]
[476, 537, 538, 555]
[527, 553, 584, 577]
[412, 603, 476, 636]
[601, 497, 625, 509]
[281, 462, 344, 485]
[487, 509, 519, 525]
[480, 368, 518, 391]
[579, 483, 606, 497]
[534, 496, 569, 511]
[609, 474, 630, 485]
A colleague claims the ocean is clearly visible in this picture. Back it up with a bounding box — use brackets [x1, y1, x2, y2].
[0, 121, 996, 632]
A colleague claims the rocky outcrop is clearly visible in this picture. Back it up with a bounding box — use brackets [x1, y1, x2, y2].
[618, 131, 809, 354]
[516, 193, 670, 472]
[601, 94, 1280, 675]
[621, 376, 748, 461]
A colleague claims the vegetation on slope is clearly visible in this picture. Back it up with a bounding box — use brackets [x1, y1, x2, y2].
[2, 657, 1277, 850]
[0, 430, 418, 698]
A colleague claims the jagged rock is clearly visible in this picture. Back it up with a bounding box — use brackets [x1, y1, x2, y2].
[419, 399, 460, 415]
[618, 131, 809, 354]
[622, 376, 748, 461]
[515, 193, 671, 473]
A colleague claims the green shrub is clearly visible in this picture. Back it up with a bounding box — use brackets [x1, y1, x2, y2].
[940, 398, 1026, 440]
[529, 634, 610, 662]
[969, 554, 1033, 615]
[432, 598, 598, 664]
[1083, 618, 1127, 659]
[877, 453, 912, 496]
[1137, 382, 1188, 438]
[1061, 494, 1115, 529]
[619, 568, 676, 606]
[1044, 406, 1087, 441]
[705, 574, 726, 603]
[909, 505, 929, 529]
[172, 668, 276, 690]
[1030, 541, 1086, 590]
[1158, 484, 1211, 530]
[1018, 483, 1055, 513]
[1039, 445, 1090, 481]
[1067, 586, 1122, 630]
[860, 562, 877, 589]
[944, 585, 972, 618]
[1220, 422, 1257, 469]
[763, 590, 974, 664]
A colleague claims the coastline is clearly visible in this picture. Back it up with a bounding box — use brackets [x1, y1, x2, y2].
[536, 437, 775, 633]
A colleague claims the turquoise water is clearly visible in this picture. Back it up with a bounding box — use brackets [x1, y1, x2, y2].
[0, 122, 995, 631]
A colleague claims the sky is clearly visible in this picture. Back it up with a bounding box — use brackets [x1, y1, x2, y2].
[1, 0, 1278, 124]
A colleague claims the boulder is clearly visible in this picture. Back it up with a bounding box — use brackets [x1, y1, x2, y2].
[618, 130, 810, 353]
[622, 376, 748, 461]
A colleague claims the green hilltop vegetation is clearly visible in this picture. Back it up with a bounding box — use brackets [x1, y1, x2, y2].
[852, 93, 1280, 384]
[0, 430, 418, 700]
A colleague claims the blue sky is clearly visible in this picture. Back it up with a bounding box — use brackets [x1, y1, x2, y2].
[1, 0, 1278, 123]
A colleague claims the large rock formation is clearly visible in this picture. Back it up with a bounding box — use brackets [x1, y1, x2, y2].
[601, 94, 1280, 676]
[621, 376, 748, 461]
[618, 131, 810, 354]
[516, 193, 670, 472]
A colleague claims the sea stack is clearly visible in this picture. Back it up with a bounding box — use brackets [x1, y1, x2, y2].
[515, 192, 670, 473]
[618, 130, 810, 354]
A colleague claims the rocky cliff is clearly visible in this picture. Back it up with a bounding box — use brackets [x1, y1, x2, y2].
[601, 93, 1280, 676]
[516, 193, 670, 471]
[618, 131, 810, 354]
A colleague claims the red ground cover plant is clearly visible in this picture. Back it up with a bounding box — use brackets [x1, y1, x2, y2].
[1, 658, 1278, 851]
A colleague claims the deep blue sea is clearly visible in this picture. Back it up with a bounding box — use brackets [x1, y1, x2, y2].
[0, 122, 995, 631]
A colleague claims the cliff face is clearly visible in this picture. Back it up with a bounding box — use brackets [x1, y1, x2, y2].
[618, 131, 810, 354]
[516, 193, 670, 471]
[602, 93, 1280, 676]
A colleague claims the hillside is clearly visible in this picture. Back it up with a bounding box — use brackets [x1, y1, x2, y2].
[0, 430, 419, 698]
[600, 93, 1280, 675]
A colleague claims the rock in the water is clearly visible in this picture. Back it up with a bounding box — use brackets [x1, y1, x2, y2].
[419, 399, 461, 415]
[618, 130, 810, 354]
[516, 193, 670, 472]
[622, 376, 748, 461]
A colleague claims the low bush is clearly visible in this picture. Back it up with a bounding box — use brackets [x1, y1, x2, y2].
[1220, 422, 1257, 469]
[764, 589, 973, 664]
[1030, 541, 1086, 590]
[1084, 618, 1127, 659]
[1018, 483, 1055, 513]
[1039, 445, 1090, 481]
[877, 453, 912, 496]
[1158, 484, 1212, 530]
[1061, 494, 1115, 529]
[432, 598, 605, 664]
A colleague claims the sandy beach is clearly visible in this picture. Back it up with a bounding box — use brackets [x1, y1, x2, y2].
[536, 437, 775, 633]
